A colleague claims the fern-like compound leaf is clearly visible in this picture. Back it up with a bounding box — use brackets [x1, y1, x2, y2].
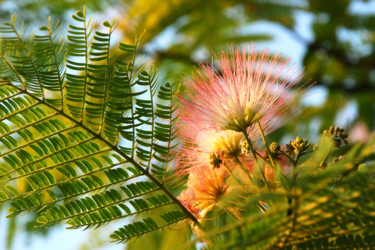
[0, 8, 197, 243]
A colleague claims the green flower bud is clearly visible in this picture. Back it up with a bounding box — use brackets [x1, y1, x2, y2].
[323, 126, 348, 148]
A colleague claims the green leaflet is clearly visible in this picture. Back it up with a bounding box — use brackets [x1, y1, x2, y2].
[109, 211, 186, 243]
[0, 7, 193, 243]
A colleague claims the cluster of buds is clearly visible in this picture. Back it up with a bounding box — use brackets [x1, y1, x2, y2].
[323, 126, 348, 148]
[209, 151, 223, 168]
[286, 137, 311, 155]
[241, 140, 250, 155]
[269, 142, 281, 155]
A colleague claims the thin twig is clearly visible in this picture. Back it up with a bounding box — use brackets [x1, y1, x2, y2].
[242, 130, 271, 191]
[256, 121, 276, 169]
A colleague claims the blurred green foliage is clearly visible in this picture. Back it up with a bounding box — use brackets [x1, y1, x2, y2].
[0, 0, 374, 249]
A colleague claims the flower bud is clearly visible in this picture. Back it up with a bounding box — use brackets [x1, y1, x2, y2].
[323, 126, 348, 148]
[241, 140, 250, 155]
[286, 136, 311, 155]
[209, 151, 222, 168]
[270, 142, 281, 155]
[319, 161, 327, 168]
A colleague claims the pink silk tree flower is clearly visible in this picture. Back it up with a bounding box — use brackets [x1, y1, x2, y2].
[177, 164, 239, 219]
[180, 45, 309, 134]
[182, 128, 244, 165]
[171, 126, 251, 184]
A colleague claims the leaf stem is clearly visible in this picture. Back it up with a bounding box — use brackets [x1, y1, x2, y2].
[242, 130, 271, 191]
[234, 156, 252, 184]
[280, 150, 296, 165]
[10, 22, 45, 99]
[0, 56, 27, 90]
[79, 6, 90, 123]
[162, 84, 175, 184]
[256, 121, 276, 169]
[254, 151, 269, 164]
[46, 17, 64, 109]
[222, 162, 248, 192]
[99, 17, 115, 135]
[146, 70, 155, 172]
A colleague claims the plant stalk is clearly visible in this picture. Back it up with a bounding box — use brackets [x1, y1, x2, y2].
[242, 130, 271, 191]
[256, 121, 276, 169]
